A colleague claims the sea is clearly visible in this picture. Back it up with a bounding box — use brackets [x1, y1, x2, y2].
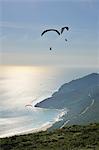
[0, 65, 98, 138]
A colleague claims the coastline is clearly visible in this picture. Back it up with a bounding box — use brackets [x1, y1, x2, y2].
[0, 123, 52, 138]
[21, 108, 68, 135]
[0, 107, 68, 138]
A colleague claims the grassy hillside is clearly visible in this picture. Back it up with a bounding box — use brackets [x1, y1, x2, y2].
[0, 123, 99, 150]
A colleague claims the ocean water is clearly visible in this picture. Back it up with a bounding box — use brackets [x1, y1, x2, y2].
[0, 65, 98, 138]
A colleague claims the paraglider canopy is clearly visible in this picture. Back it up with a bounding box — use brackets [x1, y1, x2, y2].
[61, 26, 69, 34]
[25, 104, 32, 107]
[41, 29, 60, 36]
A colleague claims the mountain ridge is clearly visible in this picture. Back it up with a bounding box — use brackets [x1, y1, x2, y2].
[35, 73, 99, 109]
[35, 73, 99, 127]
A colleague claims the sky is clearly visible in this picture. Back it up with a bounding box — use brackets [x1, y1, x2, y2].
[0, 0, 99, 67]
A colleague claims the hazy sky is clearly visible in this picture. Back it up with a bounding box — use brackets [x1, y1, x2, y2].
[0, 0, 99, 67]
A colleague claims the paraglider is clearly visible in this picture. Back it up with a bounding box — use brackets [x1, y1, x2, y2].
[41, 26, 69, 50]
[25, 104, 32, 107]
[60, 27, 69, 42]
[41, 29, 60, 51]
[61, 26, 69, 34]
[25, 98, 38, 108]
[50, 47, 52, 50]
[41, 29, 60, 36]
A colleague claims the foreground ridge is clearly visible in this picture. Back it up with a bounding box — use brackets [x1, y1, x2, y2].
[0, 123, 99, 150]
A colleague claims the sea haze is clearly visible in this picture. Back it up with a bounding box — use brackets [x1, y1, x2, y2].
[0, 65, 98, 138]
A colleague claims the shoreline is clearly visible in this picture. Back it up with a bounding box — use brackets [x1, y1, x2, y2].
[0, 123, 53, 138]
[0, 107, 68, 138]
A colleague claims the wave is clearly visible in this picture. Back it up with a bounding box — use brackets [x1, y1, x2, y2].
[54, 108, 68, 122]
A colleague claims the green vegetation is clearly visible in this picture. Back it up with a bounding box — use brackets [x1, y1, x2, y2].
[0, 123, 99, 150]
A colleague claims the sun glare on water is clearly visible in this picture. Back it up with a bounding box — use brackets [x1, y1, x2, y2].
[0, 65, 53, 109]
[0, 65, 67, 138]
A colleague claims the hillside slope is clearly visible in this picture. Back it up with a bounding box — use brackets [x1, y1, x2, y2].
[35, 73, 99, 109]
[0, 123, 99, 150]
[35, 73, 99, 127]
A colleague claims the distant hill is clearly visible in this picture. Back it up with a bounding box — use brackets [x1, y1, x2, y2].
[35, 73, 99, 127]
